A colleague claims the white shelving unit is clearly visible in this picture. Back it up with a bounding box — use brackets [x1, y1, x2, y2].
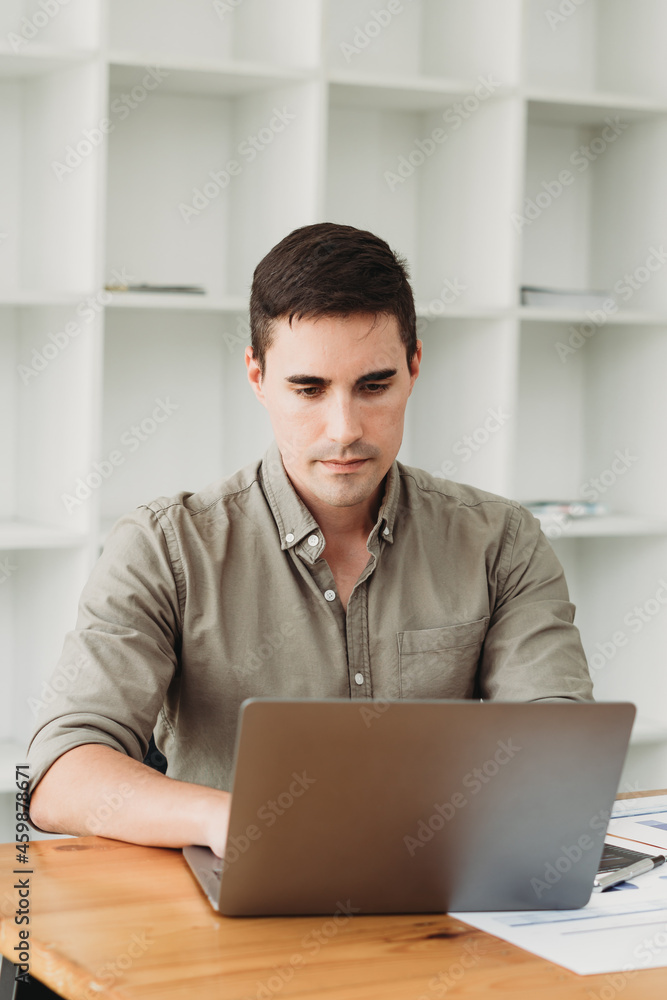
[2, 0, 666, 841]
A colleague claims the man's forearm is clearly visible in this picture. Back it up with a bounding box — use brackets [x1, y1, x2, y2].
[29, 744, 230, 857]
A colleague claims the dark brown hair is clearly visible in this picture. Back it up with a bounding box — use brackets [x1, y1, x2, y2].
[249, 222, 417, 378]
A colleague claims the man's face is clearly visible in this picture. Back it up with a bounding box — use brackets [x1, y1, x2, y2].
[245, 312, 421, 514]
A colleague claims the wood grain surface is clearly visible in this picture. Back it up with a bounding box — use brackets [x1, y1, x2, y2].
[2, 826, 667, 1000]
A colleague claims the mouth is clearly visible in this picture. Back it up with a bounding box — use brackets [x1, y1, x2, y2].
[320, 458, 369, 472]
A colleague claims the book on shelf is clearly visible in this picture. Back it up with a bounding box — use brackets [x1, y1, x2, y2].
[104, 283, 207, 294]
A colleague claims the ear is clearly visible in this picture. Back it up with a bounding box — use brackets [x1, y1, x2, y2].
[245, 346, 267, 407]
[408, 340, 422, 395]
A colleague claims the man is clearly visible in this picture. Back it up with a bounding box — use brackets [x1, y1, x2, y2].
[28, 223, 593, 856]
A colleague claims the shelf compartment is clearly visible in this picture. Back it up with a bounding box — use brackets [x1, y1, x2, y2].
[524, 0, 667, 102]
[520, 114, 667, 313]
[326, 95, 521, 307]
[0, 0, 101, 54]
[105, 77, 322, 301]
[326, 0, 521, 85]
[0, 547, 91, 747]
[0, 59, 104, 296]
[556, 536, 667, 725]
[404, 318, 518, 498]
[101, 308, 269, 524]
[107, 0, 321, 70]
[0, 305, 102, 533]
[514, 322, 667, 520]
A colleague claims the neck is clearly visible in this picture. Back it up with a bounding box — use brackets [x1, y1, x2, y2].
[290, 478, 385, 549]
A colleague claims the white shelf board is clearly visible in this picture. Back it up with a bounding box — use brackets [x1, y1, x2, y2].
[535, 514, 667, 539]
[328, 72, 514, 112]
[0, 520, 89, 551]
[631, 717, 667, 747]
[0, 741, 29, 794]
[105, 292, 248, 312]
[0, 46, 95, 77]
[108, 54, 311, 97]
[0, 289, 92, 308]
[518, 307, 667, 326]
[416, 305, 512, 321]
[526, 90, 667, 125]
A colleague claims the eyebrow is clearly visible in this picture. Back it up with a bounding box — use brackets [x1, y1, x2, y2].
[284, 368, 398, 388]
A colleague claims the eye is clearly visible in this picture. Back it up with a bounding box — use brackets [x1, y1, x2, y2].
[293, 383, 391, 398]
[294, 387, 322, 397]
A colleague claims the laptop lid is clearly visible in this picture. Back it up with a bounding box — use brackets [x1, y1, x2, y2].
[189, 698, 635, 916]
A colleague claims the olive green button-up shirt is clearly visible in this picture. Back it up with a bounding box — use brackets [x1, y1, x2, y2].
[27, 438, 593, 795]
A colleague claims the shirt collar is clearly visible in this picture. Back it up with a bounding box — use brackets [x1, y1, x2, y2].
[259, 439, 399, 552]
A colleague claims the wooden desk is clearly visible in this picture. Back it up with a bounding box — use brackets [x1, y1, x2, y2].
[2, 811, 667, 1000]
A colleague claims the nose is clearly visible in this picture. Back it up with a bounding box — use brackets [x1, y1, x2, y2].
[326, 391, 363, 448]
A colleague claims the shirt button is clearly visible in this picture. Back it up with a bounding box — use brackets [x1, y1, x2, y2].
[324, 589, 336, 601]
[354, 672, 364, 686]
[307, 534, 319, 546]
[285, 532, 295, 543]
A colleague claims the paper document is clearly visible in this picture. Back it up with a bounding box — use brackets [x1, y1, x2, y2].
[452, 861, 667, 975]
[451, 800, 667, 976]
[609, 795, 667, 851]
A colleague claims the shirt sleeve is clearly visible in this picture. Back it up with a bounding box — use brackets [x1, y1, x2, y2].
[26, 505, 182, 801]
[478, 505, 594, 702]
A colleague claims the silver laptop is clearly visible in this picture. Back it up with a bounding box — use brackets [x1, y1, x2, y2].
[183, 698, 635, 915]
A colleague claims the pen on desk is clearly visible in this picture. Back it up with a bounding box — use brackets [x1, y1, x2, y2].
[593, 853, 666, 892]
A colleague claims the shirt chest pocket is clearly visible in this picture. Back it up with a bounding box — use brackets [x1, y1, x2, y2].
[397, 617, 489, 699]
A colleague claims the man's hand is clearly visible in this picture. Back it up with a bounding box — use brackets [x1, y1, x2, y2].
[29, 744, 232, 856]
